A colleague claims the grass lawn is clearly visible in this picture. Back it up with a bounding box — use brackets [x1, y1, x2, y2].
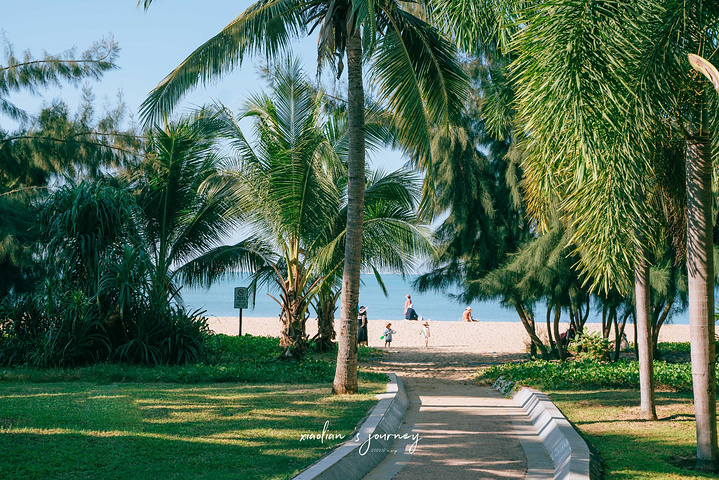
[0, 379, 385, 480]
[549, 389, 719, 480]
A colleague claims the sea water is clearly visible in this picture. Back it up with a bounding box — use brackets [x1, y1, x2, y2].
[180, 272, 691, 324]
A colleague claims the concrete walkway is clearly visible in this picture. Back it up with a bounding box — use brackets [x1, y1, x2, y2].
[363, 348, 553, 479]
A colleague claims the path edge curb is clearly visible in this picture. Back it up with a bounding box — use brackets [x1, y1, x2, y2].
[509, 386, 598, 479]
[292, 372, 409, 480]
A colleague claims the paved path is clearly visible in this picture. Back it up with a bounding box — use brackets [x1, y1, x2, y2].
[363, 347, 553, 479]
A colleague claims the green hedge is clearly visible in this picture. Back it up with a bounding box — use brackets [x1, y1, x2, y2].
[477, 359, 702, 393]
[0, 334, 387, 385]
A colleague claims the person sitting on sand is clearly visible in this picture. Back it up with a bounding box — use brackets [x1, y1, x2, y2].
[382, 323, 396, 348]
[462, 307, 477, 322]
[405, 305, 419, 321]
[420, 321, 430, 347]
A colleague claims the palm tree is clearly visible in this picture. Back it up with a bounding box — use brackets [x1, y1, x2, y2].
[312, 167, 434, 350]
[131, 114, 265, 305]
[512, 1, 718, 465]
[210, 61, 432, 357]
[137, 0, 467, 393]
[450, 0, 718, 467]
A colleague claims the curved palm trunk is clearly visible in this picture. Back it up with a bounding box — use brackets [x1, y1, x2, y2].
[333, 33, 365, 394]
[686, 134, 718, 470]
[634, 251, 657, 420]
[546, 303, 556, 358]
[515, 303, 548, 358]
[651, 299, 673, 358]
[552, 301, 566, 361]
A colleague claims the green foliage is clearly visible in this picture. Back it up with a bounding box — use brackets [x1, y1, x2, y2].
[477, 358, 703, 393]
[0, 178, 215, 367]
[657, 341, 719, 358]
[0, 335, 387, 385]
[0, 36, 118, 121]
[575, 332, 612, 362]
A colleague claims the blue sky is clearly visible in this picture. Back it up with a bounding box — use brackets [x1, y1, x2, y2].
[4, 0, 406, 169]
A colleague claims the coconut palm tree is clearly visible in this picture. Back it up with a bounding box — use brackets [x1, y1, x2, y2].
[209, 61, 432, 357]
[312, 167, 433, 350]
[131, 113, 266, 304]
[137, 0, 467, 393]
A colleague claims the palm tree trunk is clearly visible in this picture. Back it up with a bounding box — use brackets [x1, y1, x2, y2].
[313, 287, 338, 352]
[635, 250, 657, 420]
[685, 133, 719, 470]
[332, 32, 365, 395]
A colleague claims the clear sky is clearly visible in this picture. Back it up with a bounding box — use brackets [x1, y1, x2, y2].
[4, 0, 406, 169]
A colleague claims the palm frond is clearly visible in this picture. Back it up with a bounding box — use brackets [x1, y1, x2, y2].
[139, 0, 308, 124]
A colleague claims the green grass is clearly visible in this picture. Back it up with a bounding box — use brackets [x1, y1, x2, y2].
[476, 342, 719, 479]
[0, 379, 386, 480]
[0, 335, 388, 479]
[548, 389, 718, 479]
[0, 335, 387, 385]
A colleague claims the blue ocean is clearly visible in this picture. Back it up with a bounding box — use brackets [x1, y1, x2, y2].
[180, 273, 691, 325]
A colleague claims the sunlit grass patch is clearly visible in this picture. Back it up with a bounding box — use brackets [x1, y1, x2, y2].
[0, 380, 385, 480]
[549, 390, 718, 480]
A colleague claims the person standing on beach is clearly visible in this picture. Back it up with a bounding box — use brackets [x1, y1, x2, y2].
[382, 323, 396, 348]
[404, 294, 419, 320]
[357, 306, 368, 347]
[462, 307, 476, 322]
[420, 321, 430, 347]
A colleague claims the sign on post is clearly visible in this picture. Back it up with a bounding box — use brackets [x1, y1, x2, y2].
[234, 287, 248, 336]
[234, 287, 249, 309]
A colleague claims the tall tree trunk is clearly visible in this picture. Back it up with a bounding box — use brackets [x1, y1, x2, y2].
[333, 33, 365, 395]
[635, 251, 657, 420]
[514, 303, 548, 357]
[546, 302, 556, 358]
[553, 301, 566, 361]
[613, 310, 630, 362]
[652, 299, 673, 359]
[685, 133, 718, 470]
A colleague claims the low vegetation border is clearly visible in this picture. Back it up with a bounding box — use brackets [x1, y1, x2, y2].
[496, 378, 596, 480]
[293, 373, 409, 480]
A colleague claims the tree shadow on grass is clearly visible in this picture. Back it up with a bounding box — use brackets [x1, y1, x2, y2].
[0, 382, 381, 480]
[0, 430, 313, 480]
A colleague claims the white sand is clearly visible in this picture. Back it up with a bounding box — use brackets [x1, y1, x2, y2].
[207, 316, 691, 354]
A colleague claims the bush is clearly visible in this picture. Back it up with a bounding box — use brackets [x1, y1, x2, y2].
[476, 358, 703, 393]
[0, 292, 211, 368]
[575, 332, 612, 362]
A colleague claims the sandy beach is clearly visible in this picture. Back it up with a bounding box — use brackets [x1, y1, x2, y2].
[207, 316, 691, 354]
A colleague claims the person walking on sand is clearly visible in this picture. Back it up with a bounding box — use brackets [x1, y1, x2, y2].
[420, 321, 431, 347]
[382, 323, 396, 348]
[404, 294, 412, 315]
[462, 307, 477, 322]
[357, 306, 368, 347]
